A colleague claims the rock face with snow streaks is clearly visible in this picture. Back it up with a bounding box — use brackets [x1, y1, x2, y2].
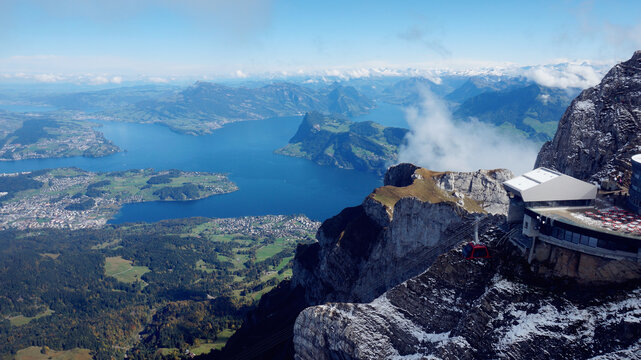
[536, 51, 641, 182]
[294, 230, 641, 360]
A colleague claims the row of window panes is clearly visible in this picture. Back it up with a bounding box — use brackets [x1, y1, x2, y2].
[552, 227, 598, 247]
[551, 226, 637, 253]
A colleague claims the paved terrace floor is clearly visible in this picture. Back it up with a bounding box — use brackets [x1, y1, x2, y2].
[533, 199, 641, 240]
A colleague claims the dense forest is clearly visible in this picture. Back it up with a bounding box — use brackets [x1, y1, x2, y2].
[0, 216, 318, 359]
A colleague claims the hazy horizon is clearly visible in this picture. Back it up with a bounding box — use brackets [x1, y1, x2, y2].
[1, 0, 640, 86]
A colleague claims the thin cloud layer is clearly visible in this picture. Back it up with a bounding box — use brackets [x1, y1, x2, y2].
[524, 62, 606, 89]
[398, 25, 451, 57]
[398, 89, 539, 175]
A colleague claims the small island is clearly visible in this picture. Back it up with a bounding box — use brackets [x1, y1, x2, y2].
[0, 113, 119, 160]
[276, 112, 409, 175]
[0, 168, 238, 229]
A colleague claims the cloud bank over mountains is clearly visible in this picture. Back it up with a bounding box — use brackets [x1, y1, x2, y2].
[0, 59, 615, 89]
[398, 89, 539, 175]
[522, 62, 608, 89]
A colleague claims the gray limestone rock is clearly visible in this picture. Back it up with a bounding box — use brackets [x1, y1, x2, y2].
[435, 169, 513, 215]
[294, 230, 641, 360]
[536, 51, 641, 183]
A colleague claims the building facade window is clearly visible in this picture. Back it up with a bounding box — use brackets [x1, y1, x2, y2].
[546, 224, 639, 254]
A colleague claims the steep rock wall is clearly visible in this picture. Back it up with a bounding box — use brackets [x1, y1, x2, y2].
[213, 165, 512, 359]
[536, 51, 641, 182]
[294, 230, 641, 359]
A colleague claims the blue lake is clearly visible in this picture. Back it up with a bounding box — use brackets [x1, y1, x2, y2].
[353, 102, 408, 128]
[0, 115, 395, 222]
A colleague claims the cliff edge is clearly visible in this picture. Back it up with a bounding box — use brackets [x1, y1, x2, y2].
[210, 164, 512, 359]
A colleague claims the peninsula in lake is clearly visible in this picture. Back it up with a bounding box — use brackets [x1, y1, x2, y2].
[276, 112, 408, 175]
[0, 112, 119, 160]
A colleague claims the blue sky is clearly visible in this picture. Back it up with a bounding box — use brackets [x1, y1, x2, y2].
[1, 0, 640, 82]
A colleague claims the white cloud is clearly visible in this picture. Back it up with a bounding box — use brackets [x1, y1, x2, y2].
[148, 76, 168, 83]
[235, 70, 248, 78]
[523, 62, 607, 89]
[537, 93, 550, 105]
[89, 76, 110, 85]
[111, 76, 122, 84]
[398, 89, 539, 175]
[33, 73, 64, 83]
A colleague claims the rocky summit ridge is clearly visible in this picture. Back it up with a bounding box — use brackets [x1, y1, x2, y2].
[210, 51, 641, 360]
[291, 50, 641, 360]
[536, 51, 641, 182]
[293, 229, 641, 360]
[209, 165, 512, 359]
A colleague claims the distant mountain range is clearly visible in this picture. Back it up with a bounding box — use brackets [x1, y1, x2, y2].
[453, 83, 579, 141]
[0, 75, 581, 143]
[276, 112, 408, 175]
[105, 82, 374, 135]
[378, 76, 578, 142]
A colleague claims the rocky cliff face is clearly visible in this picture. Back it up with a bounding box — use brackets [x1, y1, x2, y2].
[294, 230, 641, 359]
[211, 165, 512, 359]
[291, 166, 512, 305]
[536, 51, 641, 182]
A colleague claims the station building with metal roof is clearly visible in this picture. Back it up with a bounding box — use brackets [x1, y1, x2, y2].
[503, 167, 641, 263]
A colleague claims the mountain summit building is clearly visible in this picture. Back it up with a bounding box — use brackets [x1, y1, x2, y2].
[504, 167, 641, 265]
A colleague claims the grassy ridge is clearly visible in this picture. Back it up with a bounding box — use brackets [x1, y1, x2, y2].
[15, 347, 92, 360]
[372, 168, 486, 215]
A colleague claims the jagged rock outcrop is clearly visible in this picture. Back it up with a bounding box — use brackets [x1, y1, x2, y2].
[435, 169, 513, 215]
[536, 51, 641, 182]
[211, 165, 512, 359]
[383, 162, 419, 187]
[294, 229, 641, 359]
[292, 167, 512, 305]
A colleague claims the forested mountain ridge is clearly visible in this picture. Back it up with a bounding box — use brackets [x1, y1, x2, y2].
[276, 112, 408, 175]
[105, 82, 374, 135]
[453, 83, 578, 141]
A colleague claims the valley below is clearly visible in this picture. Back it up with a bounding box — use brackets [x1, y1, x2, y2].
[0, 215, 319, 359]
